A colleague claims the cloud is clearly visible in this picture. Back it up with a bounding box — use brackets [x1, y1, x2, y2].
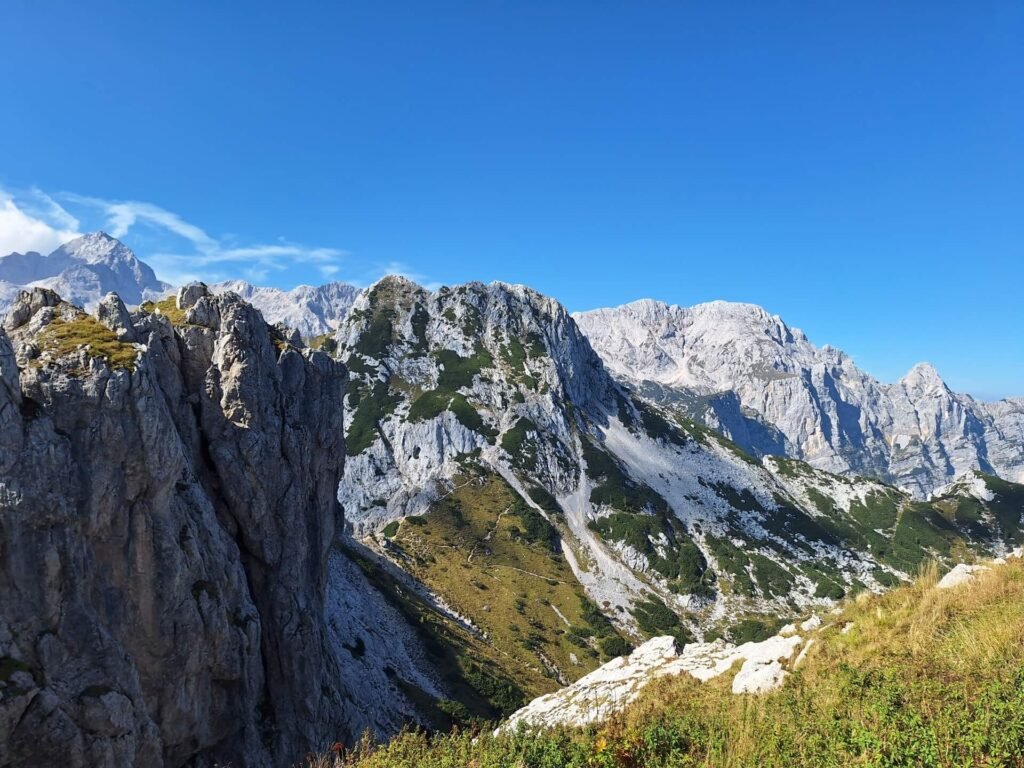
[60, 192, 349, 281]
[24, 188, 81, 231]
[0, 191, 82, 255]
[2, 186, 435, 291]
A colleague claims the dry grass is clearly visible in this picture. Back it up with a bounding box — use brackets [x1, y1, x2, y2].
[140, 295, 187, 325]
[37, 312, 138, 373]
[385, 471, 616, 701]
[314, 558, 1024, 767]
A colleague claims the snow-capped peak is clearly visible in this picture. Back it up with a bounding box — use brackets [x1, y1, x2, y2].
[51, 231, 128, 265]
[209, 278, 361, 336]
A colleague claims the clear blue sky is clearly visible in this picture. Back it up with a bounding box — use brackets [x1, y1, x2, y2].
[1, 2, 1021, 398]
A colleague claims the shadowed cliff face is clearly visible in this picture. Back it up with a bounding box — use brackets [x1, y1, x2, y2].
[0, 285, 347, 767]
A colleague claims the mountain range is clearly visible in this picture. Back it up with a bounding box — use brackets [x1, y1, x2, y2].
[574, 300, 1024, 498]
[1, 233, 1022, 767]
[4, 233, 1017, 499]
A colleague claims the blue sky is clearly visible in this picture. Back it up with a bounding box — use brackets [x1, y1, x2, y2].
[0, 2, 1021, 398]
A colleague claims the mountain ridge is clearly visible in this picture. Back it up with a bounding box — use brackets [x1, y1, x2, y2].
[574, 298, 1024, 497]
[2, 275, 1023, 767]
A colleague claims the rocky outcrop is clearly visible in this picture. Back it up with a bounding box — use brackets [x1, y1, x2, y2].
[498, 630, 807, 732]
[0, 284, 347, 766]
[575, 299, 1024, 497]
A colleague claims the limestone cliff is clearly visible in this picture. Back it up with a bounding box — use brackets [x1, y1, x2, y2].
[0, 285, 346, 767]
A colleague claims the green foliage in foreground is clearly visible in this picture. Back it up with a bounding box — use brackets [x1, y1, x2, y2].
[312, 560, 1024, 768]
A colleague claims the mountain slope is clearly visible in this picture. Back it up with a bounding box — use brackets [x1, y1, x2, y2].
[574, 299, 1024, 497]
[0, 232, 170, 313]
[331, 277, 1024, 715]
[1, 279, 1022, 766]
[329, 554, 1024, 767]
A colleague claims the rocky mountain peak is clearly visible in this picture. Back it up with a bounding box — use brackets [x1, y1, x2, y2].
[577, 300, 1023, 498]
[53, 230, 121, 260]
[3, 272, 1023, 767]
[0, 284, 352, 766]
[0, 232, 169, 314]
[897, 362, 947, 392]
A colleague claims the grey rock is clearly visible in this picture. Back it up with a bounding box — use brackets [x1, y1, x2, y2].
[2, 287, 61, 332]
[575, 300, 1024, 497]
[176, 281, 209, 310]
[0, 287, 348, 767]
[95, 293, 136, 342]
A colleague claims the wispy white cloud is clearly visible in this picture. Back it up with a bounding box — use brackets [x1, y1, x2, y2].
[2, 186, 436, 291]
[58, 192, 349, 281]
[63, 193, 216, 249]
[24, 188, 81, 232]
[0, 189, 81, 255]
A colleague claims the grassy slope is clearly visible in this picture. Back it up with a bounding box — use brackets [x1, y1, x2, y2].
[33, 311, 138, 373]
[381, 468, 630, 709]
[316, 557, 1024, 767]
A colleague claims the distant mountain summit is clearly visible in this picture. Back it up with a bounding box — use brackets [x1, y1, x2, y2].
[210, 279, 361, 337]
[574, 299, 1024, 497]
[0, 232, 170, 312]
[0, 233, 364, 336]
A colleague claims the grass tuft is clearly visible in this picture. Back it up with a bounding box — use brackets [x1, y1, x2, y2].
[37, 313, 138, 373]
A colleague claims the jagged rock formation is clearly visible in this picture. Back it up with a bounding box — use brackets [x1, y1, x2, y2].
[574, 299, 1024, 497]
[211, 280, 361, 337]
[0, 232, 170, 314]
[0, 284, 348, 766]
[1, 237, 1022, 765]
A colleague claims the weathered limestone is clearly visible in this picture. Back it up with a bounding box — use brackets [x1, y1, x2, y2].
[0, 285, 347, 767]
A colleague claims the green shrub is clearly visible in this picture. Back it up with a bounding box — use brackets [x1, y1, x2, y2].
[500, 417, 539, 469]
[599, 635, 633, 658]
[39, 314, 139, 372]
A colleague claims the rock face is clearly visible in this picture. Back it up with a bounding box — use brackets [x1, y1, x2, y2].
[0, 232, 170, 314]
[0, 285, 348, 766]
[574, 299, 1024, 498]
[211, 280, 361, 337]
